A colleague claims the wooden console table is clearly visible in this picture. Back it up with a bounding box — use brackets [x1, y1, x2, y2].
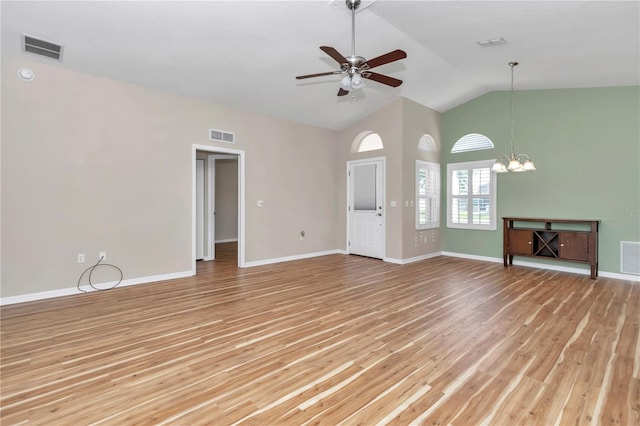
[503, 217, 600, 279]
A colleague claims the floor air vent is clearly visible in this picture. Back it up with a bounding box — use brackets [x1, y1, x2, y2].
[209, 129, 235, 144]
[620, 241, 640, 275]
[22, 34, 63, 61]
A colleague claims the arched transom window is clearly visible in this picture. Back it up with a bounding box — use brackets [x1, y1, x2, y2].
[451, 133, 494, 153]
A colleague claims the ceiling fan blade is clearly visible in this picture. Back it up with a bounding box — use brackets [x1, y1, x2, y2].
[320, 46, 349, 65]
[337, 88, 349, 96]
[362, 72, 403, 87]
[362, 49, 407, 70]
[296, 71, 343, 80]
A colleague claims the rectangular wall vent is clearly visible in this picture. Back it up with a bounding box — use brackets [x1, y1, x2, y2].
[620, 241, 640, 275]
[209, 129, 235, 144]
[22, 34, 63, 61]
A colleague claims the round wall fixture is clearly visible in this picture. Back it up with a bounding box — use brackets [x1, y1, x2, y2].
[18, 67, 35, 81]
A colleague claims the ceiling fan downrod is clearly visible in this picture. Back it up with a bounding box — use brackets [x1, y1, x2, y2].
[347, 0, 360, 58]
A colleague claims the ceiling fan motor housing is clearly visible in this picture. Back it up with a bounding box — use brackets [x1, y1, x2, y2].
[346, 0, 361, 11]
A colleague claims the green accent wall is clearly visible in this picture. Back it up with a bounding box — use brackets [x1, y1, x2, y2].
[442, 86, 640, 275]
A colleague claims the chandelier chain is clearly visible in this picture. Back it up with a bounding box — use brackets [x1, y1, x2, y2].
[509, 61, 518, 157]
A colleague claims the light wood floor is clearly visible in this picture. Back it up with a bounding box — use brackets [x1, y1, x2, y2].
[1, 243, 639, 425]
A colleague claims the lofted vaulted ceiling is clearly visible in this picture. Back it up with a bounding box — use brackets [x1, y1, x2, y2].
[2, 1, 638, 130]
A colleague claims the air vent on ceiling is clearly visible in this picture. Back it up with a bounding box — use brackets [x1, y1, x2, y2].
[209, 129, 235, 144]
[22, 34, 63, 61]
[477, 37, 507, 47]
[620, 241, 640, 275]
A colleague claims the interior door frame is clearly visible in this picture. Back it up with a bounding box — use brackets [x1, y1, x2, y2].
[192, 144, 245, 272]
[205, 156, 216, 261]
[346, 157, 386, 259]
[205, 154, 238, 261]
[196, 158, 205, 260]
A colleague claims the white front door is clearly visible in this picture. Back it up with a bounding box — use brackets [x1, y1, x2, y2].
[348, 159, 385, 259]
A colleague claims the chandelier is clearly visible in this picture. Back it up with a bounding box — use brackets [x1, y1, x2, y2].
[492, 61, 536, 173]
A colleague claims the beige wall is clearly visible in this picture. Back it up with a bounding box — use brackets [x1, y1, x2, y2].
[336, 98, 443, 262]
[337, 99, 404, 260]
[401, 98, 442, 260]
[1, 57, 341, 297]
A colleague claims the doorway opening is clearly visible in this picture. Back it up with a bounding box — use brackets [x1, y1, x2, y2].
[192, 144, 245, 274]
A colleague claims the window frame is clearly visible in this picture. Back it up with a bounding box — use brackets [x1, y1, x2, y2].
[446, 159, 497, 231]
[415, 160, 440, 230]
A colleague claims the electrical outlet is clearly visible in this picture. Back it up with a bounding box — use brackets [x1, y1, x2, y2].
[77, 253, 85, 263]
[300, 230, 305, 240]
[99, 251, 106, 261]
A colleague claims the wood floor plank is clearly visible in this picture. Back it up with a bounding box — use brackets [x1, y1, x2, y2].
[1, 243, 638, 425]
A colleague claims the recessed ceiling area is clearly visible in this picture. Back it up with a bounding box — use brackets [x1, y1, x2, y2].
[2, 1, 638, 131]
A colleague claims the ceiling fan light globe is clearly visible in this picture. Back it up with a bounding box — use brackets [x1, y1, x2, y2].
[340, 75, 352, 91]
[351, 73, 365, 89]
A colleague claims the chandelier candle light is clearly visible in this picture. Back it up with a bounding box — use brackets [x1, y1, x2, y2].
[492, 61, 536, 173]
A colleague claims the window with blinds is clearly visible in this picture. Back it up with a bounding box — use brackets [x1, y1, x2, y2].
[447, 160, 497, 230]
[451, 133, 494, 153]
[416, 160, 440, 229]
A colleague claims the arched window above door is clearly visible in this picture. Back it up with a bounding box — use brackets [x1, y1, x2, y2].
[352, 131, 384, 153]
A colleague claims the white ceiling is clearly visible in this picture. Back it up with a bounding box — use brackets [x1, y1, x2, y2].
[2, 1, 639, 131]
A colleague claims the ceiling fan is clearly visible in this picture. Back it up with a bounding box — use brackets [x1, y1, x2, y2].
[296, 0, 407, 96]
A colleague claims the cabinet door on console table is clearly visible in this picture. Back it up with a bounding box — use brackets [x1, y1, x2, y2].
[509, 229, 533, 255]
[559, 232, 589, 262]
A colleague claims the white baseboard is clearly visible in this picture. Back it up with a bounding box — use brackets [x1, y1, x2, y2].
[385, 251, 442, 265]
[215, 238, 238, 243]
[441, 251, 640, 282]
[4, 250, 636, 306]
[243, 249, 343, 267]
[0, 270, 193, 306]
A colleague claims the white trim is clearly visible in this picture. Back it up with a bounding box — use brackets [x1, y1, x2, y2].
[441, 251, 503, 264]
[244, 250, 344, 268]
[5, 251, 636, 305]
[0, 270, 193, 306]
[385, 251, 442, 265]
[207, 155, 216, 261]
[441, 251, 640, 282]
[192, 144, 245, 270]
[215, 238, 239, 243]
